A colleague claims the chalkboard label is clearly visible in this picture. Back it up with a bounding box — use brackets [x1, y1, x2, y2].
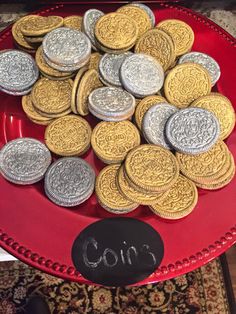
[71, 218, 164, 286]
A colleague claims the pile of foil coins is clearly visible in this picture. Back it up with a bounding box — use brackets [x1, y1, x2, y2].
[0, 3, 235, 219]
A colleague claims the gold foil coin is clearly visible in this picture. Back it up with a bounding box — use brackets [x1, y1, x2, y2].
[135, 28, 175, 71]
[164, 63, 211, 108]
[91, 121, 140, 164]
[117, 5, 152, 39]
[125, 144, 179, 192]
[12, 15, 37, 50]
[191, 93, 235, 140]
[71, 66, 88, 114]
[95, 164, 138, 213]
[22, 94, 53, 122]
[21, 15, 63, 37]
[88, 52, 102, 71]
[157, 19, 194, 56]
[32, 78, 73, 116]
[63, 15, 82, 31]
[150, 175, 198, 219]
[45, 115, 92, 156]
[197, 153, 235, 189]
[117, 165, 168, 205]
[77, 69, 103, 116]
[176, 141, 230, 183]
[95, 13, 138, 51]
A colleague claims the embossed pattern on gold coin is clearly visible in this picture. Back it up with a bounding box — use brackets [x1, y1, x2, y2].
[63, 15, 82, 31]
[32, 78, 73, 115]
[21, 15, 64, 36]
[95, 13, 138, 50]
[157, 19, 194, 56]
[164, 63, 211, 108]
[22, 94, 53, 122]
[176, 141, 230, 183]
[95, 164, 138, 213]
[36, 46, 73, 79]
[125, 144, 179, 192]
[150, 175, 198, 219]
[45, 115, 92, 156]
[77, 69, 103, 116]
[117, 165, 168, 205]
[117, 5, 152, 39]
[12, 15, 38, 50]
[88, 52, 102, 71]
[191, 93, 235, 140]
[91, 121, 140, 164]
[135, 29, 175, 71]
[135, 95, 167, 130]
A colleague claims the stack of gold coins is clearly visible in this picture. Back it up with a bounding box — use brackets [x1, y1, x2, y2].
[22, 94, 54, 125]
[35, 46, 75, 80]
[176, 141, 235, 190]
[191, 93, 235, 140]
[12, 15, 63, 52]
[95, 164, 138, 214]
[71, 68, 103, 116]
[123, 145, 179, 193]
[5, 5, 235, 219]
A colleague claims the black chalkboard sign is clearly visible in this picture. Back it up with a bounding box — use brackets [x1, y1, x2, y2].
[72, 217, 164, 286]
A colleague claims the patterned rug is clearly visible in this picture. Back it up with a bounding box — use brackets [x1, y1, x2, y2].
[0, 257, 232, 314]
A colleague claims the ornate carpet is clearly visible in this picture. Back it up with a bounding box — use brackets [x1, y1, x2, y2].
[0, 257, 232, 314]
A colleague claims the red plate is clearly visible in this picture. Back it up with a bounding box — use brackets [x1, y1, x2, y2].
[0, 2, 235, 286]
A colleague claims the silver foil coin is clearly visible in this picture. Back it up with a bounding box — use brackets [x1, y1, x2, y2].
[0, 50, 39, 93]
[142, 103, 178, 149]
[82, 9, 104, 51]
[43, 51, 89, 72]
[43, 27, 91, 66]
[120, 53, 164, 98]
[44, 157, 95, 207]
[0, 138, 51, 184]
[131, 2, 155, 26]
[165, 107, 220, 155]
[0, 85, 32, 96]
[88, 87, 135, 121]
[99, 52, 132, 87]
[178, 51, 221, 86]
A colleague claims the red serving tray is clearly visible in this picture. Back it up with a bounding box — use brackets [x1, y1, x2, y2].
[0, 2, 235, 286]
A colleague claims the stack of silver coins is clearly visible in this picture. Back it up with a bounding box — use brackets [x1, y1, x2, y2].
[165, 108, 220, 154]
[88, 86, 136, 121]
[44, 157, 95, 207]
[82, 9, 104, 51]
[0, 138, 51, 184]
[142, 104, 220, 155]
[42, 27, 91, 72]
[98, 52, 132, 87]
[142, 102, 178, 149]
[0, 50, 39, 95]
